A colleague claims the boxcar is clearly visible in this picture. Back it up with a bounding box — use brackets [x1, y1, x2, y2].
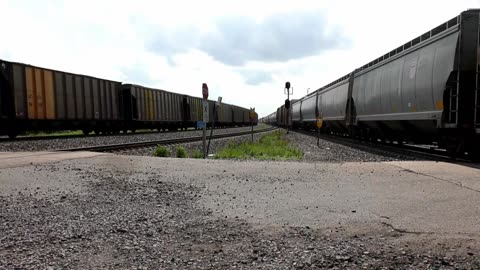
[0, 60, 122, 137]
[121, 84, 184, 132]
[0, 60, 257, 137]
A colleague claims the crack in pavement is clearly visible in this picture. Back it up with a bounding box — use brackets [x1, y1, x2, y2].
[392, 166, 480, 194]
[380, 222, 434, 235]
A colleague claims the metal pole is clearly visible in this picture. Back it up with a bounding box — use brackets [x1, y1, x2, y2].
[207, 104, 216, 155]
[203, 125, 206, 158]
[251, 120, 254, 143]
[317, 124, 320, 147]
[203, 100, 207, 159]
[287, 90, 289, 134]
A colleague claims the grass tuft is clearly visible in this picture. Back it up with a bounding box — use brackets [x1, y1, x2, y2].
[153, 145, 171, 157]
[215, 131, 303, 160]
[23, 130, 83, 137]
[191, 149, 203, 159]
[176, 146, 188, 158]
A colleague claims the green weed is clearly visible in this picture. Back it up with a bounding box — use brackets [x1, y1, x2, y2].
[215, 131, 303, 160]
[176, 147, 188, 158]
[153, 145, 171, 157]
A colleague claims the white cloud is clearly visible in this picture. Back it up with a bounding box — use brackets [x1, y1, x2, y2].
[0, 0, 478, 117]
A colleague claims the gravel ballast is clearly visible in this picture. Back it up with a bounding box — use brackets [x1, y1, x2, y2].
[118, 130, 270, 158]
[0, 125, 265, 152]
[120, 128, 417, 162]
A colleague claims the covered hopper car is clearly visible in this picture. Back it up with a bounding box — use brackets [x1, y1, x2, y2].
[267, 9, 480, 158]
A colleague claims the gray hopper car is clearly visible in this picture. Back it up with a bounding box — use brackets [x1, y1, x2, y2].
[268, 9, 480, 158]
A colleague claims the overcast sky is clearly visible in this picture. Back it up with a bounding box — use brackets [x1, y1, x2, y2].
[0, 0, 479, 117]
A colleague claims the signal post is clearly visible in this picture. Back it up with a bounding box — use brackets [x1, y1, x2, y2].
[250, 108, 255, 143]
[284, 82, 293, 134]
[202, 83, 209, 159]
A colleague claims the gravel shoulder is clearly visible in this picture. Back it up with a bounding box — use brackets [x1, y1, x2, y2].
[1, 154, 479, 269]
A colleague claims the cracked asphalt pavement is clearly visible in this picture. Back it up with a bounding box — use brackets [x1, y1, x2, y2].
[0, 153, 479, 269]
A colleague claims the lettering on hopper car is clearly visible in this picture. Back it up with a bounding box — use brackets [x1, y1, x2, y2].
[316, 117, 323, 129]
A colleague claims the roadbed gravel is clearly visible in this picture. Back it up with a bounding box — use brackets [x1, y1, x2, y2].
[119, 128, 417, 162]
[0, 125, 265, 152]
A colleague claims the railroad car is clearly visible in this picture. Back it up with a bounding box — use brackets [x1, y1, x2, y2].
[0, 60, 123, 137]
[216, 103, 234, 127]
[268, 9, 480, 157]
[266, 111, 277, 124]
[259, 111, 276, 124]
[0, 60, 257, 138]
[121, 84, 185, 132]
[291, 99, 302, 129]
[232, 105, 245, 126]
[276, 104, 290, 127]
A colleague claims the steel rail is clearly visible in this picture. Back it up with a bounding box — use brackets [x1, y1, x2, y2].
[58, 127, 277, 152]
[288, 128, 477, 163]
[0, 126, 257, 142]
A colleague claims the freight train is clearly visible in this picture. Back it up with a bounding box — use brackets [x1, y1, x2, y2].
[262, 9, 480, 158]
[0, 60, 257, 138]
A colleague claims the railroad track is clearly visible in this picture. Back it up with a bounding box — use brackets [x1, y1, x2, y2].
[289, 128, 478, 163]
[0, 128, 222, 142]
[58, 127, 277, 153]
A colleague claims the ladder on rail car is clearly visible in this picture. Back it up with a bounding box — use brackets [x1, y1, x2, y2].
[447, 71, 459, 126]
[475, 17, 480, 132]
[475, 16, 480, 131]
[475, 64, 480, 131]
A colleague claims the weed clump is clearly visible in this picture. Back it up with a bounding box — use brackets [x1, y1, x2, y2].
[191, 149, 203, 159]
[153, 145, 171, 157]
[215, 131, 303, 160]
[176, 147, 188, 158]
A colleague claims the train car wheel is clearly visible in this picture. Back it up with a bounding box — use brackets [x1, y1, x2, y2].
[7, 131, 18, 140]
[465, 136, 480, 161]
[469, 148, 480, 161]
[445, 137, 462, 159]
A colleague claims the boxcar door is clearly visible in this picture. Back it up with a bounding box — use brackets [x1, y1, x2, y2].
[0, 63, 11, 119]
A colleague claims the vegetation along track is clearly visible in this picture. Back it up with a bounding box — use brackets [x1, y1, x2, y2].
[290, 128, 479, 164]
[59, 127, 277, 153]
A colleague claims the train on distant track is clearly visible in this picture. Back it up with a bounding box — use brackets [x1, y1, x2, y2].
[262, 9, 480, 158]
[0, 60, 257, 138]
